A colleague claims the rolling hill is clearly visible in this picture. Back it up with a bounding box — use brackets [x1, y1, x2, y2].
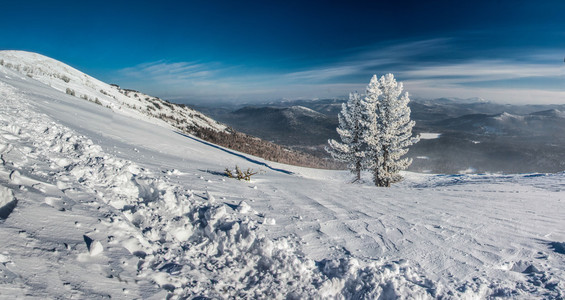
[0, 51, 336, 169]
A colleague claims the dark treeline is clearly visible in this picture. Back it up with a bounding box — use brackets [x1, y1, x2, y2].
[189, 126, 344, 170]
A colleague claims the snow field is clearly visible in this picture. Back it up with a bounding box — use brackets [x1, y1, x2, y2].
[0, 70, 438, 298]
[1, 52, 564, 299]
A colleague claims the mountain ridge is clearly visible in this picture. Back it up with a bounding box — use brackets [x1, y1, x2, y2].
[0, 50, 339, 169]
[0, 50, 226, 133]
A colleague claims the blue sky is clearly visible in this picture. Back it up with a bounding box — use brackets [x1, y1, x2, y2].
[1, 0, 563, 105]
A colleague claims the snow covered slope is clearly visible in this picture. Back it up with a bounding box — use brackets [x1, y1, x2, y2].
[0, 53, 564, 299]
[0, 50, 225, 133]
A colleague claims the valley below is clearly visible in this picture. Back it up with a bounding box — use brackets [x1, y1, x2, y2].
[195, 98, 565, 174]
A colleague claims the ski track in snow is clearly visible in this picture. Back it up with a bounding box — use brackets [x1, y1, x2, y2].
[1, 56, 565, 299]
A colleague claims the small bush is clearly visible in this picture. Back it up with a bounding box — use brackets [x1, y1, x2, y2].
[66, 88, 75, 96]
[225, 165, 257, 181]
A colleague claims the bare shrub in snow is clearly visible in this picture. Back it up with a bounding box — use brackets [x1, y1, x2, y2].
[225, 165, 257, 181]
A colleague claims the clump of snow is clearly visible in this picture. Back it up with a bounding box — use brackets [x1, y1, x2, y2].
[0, 253, 10, 263]
[0, 186, 17, 220]
[236, 200, 252, 213]
[205, 190, 216, 203]
[419, 132, 441, 140]
[89, 240, 104, 256]
[263, 217, 276, 225]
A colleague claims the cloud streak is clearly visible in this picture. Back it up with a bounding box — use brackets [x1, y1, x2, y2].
[114, 39, 565, 105]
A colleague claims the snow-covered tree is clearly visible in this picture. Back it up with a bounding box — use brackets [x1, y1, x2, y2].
[359, 75, 383, 185]
[326, 92, 366, 182]
[363, 74, 419, 187]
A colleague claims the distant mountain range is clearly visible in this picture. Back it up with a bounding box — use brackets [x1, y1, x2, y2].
[5, 50, 561, 174]
[205, 105, 337, 146]
[194, 98, 565, 174]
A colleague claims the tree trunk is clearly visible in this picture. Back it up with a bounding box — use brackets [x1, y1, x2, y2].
[354, 159, 361, 182]
[382, 149, 391, 187]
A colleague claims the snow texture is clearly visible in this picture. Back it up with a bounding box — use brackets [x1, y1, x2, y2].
[0, 51, 564, 299]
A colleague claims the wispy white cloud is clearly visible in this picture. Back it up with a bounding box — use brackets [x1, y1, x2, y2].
[113, 40, 565, 105]
[119, 60, 221, 84]
[402, 60, 560, 81]
[283, 65, 369, 82]
[276, 44, 565, 104]
[404, 80, 564, 105]
[396, 54, 564, 104]
[281, 38, 452, 84]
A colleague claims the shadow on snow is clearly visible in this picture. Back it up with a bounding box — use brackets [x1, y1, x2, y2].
[174, 131, 294, 175]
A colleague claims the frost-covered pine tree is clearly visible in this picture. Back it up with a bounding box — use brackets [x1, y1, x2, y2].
[363, 74, 419, 187]
[326, 92, 366, 182]
[359, 75, 383, 185]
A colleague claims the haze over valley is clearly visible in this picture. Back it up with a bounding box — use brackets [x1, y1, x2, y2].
[195, 97, 565, 174]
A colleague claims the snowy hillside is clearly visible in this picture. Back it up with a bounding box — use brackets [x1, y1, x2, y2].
[0, 50, 226, 133]
[1, 54, 565, 299]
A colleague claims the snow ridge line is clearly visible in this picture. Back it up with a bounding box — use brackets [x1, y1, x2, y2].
[0, 81, 440, 299]
[0, 50, 227, 133]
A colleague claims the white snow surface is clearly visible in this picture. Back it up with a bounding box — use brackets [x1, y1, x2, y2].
[419, 133, 442, 140]
[0, 50, 226, 133]
[0, 53, 565, 299]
